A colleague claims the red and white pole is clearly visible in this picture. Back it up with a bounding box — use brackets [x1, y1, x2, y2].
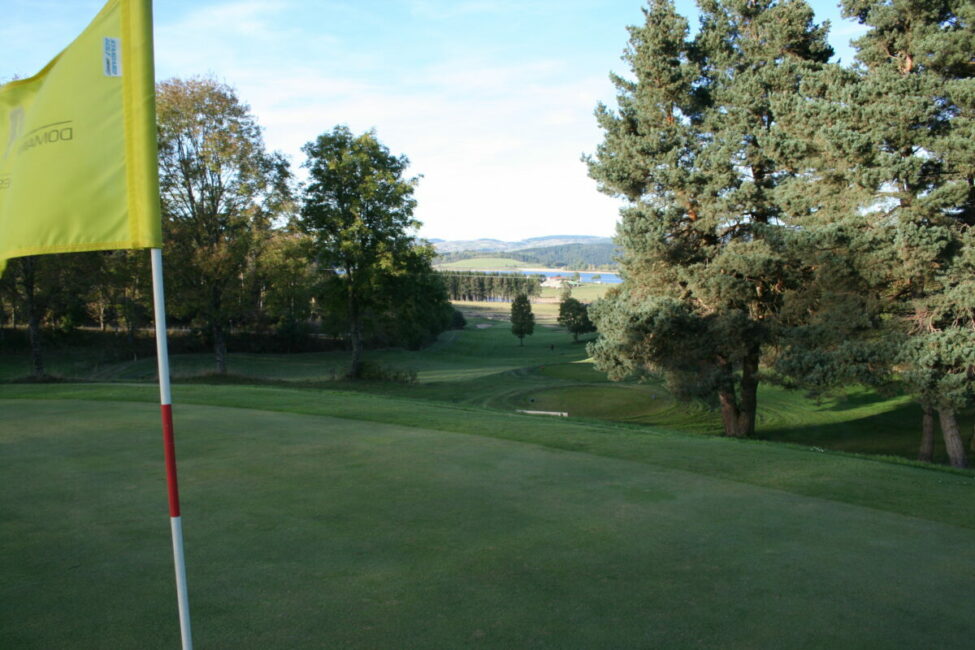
[151, 247, 193, 650]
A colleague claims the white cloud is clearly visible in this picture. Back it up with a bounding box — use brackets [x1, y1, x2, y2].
[161, 0, 294, 39]
[151, 1, 623, 240]
[154, 10, 621, 239]
[406, 0, 545, 20]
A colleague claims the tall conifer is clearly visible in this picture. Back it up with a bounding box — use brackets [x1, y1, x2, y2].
[510, 293, 535, 346]
[587, 0, 831, 437]
[836, 0, 975, 466]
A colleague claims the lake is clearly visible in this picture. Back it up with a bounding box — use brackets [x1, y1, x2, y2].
[535, 270, 621, 284]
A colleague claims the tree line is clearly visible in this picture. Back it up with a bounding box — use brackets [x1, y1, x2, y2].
[0, 78, 455, 379]
[587, 0, 975, 467]
[439, 271, 543, 302]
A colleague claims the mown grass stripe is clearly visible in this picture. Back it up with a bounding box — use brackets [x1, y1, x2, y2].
[2, 383, 972, 532]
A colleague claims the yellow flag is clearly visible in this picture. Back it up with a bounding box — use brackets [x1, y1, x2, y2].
[0, 0, 161, 274]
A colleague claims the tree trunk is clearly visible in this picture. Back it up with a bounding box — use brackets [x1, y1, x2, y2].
[21, 257, 45, 378]
[918, 404, 936, 462]
[348, 326, 363, 378]
[27, 311, 44, 378]
[717, 348, 760, 438]
[736, 348, 760, 438]
[210, 284, 227, 374]
[937, 407, 968, 469]
[347, 287, 364, 379]
[126, 320, 138, 361]
[213, 323, 227, 375]
[718, 389, 743, 437]
[122, 290, 139, 360]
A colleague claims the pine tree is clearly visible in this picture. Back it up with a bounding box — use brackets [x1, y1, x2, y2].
[832, 0, 975, 467]
[587, 0, 832, 437]
[510, 293, 535, 346]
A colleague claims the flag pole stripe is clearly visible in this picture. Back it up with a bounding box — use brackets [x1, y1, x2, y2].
[151, 247, 193, 649]
[170, 516, 193, 650]
[161, 404, 180, 517]
[152, 247, 172, 407]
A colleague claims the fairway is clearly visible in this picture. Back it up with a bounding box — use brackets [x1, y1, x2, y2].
[2, 390, 974, 648]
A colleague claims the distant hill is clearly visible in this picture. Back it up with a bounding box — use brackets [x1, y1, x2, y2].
[435, 239, 619, 271]
[431, 235, 613, 254]
[511, 243, 618, 269]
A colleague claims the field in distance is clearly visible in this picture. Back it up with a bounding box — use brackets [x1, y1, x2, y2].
[435, 257, 531, 271]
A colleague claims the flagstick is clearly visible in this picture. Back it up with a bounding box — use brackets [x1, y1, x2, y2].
[150, 247, 193, 650]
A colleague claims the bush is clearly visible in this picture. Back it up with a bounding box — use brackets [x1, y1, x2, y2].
[450, 309, 467, 330]
[356, 361, 418, 384]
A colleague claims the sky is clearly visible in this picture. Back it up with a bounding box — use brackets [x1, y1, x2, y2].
[2, 0, 867, 242]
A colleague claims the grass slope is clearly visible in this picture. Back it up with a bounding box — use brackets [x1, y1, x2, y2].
[1, 317, 969, 462]
[1, 390, 973, 648]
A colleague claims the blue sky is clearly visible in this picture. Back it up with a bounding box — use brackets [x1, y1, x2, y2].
[2, 1, 866, 241]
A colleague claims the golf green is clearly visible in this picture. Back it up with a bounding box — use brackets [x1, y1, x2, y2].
[2, 395, 973, 648]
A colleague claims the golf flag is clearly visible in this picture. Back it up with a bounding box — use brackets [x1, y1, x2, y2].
[0, 0, 161, 274]
[2, 3, 193, 647]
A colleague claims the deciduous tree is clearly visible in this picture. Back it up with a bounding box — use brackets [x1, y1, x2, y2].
[299, 126, 446, 377]
[255, 230, 319, 351]
[558, 293, 595, 342]
[156, 77, 291, 373]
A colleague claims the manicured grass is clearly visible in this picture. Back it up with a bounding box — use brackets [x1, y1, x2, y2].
[3, 383, 973, 524]
[1, 388, 973, 648]
[541, 283, 610, 302]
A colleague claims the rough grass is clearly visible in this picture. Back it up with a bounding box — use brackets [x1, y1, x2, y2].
[1, 388, 973, 648]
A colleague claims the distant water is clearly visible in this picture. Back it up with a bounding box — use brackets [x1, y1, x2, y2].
[540, 270, 621, 284]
